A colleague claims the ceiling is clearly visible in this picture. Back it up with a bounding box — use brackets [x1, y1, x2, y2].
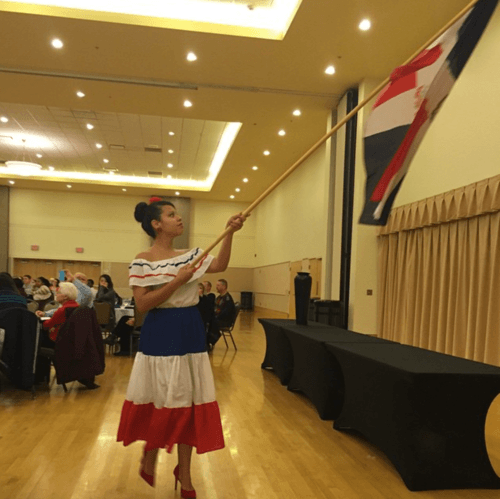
[0, 0, 472, 202]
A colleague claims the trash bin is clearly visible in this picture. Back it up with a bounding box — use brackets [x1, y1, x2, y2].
[314, 300, 341, 326]
[240, 291, 253, 310]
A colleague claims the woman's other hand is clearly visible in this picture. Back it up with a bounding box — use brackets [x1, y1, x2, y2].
[36, 311, 45, 318]
[175, 264, 196, 285]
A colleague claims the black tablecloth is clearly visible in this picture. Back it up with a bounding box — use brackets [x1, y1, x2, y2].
[325, 342, 500, 491]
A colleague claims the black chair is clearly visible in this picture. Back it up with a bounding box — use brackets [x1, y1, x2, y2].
[0, 307, 40, 395]
[43, 300, 59, 313]
[218, 302, 241, 351]
[94, 301, 114, 350]
[26, 299, 39, 313]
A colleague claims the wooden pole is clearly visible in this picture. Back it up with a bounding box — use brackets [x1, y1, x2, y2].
[192, 0, 482, 266]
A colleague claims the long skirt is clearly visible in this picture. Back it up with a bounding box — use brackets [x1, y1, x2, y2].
[117, 306, 225, 454]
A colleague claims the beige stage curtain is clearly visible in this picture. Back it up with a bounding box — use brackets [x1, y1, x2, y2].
[378, 174, 500, 366]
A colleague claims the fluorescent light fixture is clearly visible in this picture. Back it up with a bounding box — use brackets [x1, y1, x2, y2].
[0, 116, 8, 123]
[86, 123, 94, 130]
[293, 109, 301, 116]
[5, 161, 42, 176]
[76, 91, 85, 98]
[186, 52, 197, 61]
[359, 19, 371, 31]
[325, 65, 335, 75]
[9, 1, 303, 40]
[183, 100, 193, 108]
[51, 38, 64, 49]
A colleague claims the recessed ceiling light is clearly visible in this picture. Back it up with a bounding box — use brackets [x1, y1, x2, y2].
[67, 184, 72, 188]
[168, 149, 174, 154]
[96, 143, 102, 149]
[175, 191, 180, 196]
[169, 131, 175, 136]
[235, 188, 240, 192]
[325, 65, 335, 75]
[48, 166, 55, 171]
[103, 159, 109, 163]
[76, 91, 85, 98]
[51, 38, 64, 49]
[263, 150, 270, 156]
[167, 163, 173, 168]
[186, 52, 197, 62]
[86, 123, 94, 130]
[243, 178, 248, 183]
[293, 109, 301, 116]
[0, 116, 8, 123]
[36, 153, 42, 158]
[122, 188, 127, 192]
[359, 19, 371, 31]
[183, 100, 193, 108]
[278, 129, 286, 136]
[252, 166, 258, 170]
[230, 195, 235, 199]
[9, 180, 15, 185]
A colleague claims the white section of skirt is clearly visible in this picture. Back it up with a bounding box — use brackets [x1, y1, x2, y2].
[126, 351, 216, 409]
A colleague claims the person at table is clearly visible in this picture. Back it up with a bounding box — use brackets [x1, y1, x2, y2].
[87, 279, 98, 300]
[116, 197, 245, 496]
[37, 282, 79, 343]
[38, 270, 92, 318]
[49, 278, 60, 295]
[96, 274, 117, 325]
[22, 275, 34, 298]
[0, 272, 28, 311]
[32, 277, 53, 310]
[214, 279, 235, 328]
[103, 315, 136, 356]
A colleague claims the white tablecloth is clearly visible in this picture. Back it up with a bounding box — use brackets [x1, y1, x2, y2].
[115, 308, 134, 323]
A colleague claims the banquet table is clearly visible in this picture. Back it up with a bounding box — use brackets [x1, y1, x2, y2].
[115, 307, 134, 323]
[325, 342, 500, 491]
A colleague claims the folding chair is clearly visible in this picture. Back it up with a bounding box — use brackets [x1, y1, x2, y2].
[219, 302, 241, 351]
[26, 300, 39, 313]
[93, 301, 114, 352]
[44, 301, 60, 313]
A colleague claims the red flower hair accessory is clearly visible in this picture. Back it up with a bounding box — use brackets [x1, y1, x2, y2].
[149, 196, 163, 204]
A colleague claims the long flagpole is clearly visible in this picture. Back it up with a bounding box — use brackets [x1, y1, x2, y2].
[192, 0, 482, 266]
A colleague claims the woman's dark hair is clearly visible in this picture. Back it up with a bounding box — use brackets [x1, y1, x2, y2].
[99, 274, 114, 289]
[13, 277, 25, 293]
[134, 200, 175, 238]
[0, 272, 18, 293]
[87, 278, 94, 287]
[37, 276, 51, 287]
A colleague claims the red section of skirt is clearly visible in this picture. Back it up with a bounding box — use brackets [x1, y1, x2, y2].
[117, 400, 225, 454]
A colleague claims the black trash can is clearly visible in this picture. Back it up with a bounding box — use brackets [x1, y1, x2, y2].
[314, 300, 341, 326]
[240, 291, 253, 310]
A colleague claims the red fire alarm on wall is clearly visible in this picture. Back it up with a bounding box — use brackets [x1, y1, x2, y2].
[76, 247, 84, 253]
[31, 245, 39, 251]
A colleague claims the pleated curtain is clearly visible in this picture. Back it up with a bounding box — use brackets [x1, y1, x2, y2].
[378, 174, 500, 366]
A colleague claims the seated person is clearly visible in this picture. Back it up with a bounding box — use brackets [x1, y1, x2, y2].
[87, 279, 98, 300]
[96, 274, 117, 325]
[203, 280, 216, 308]
[0, 272, 28, 311]
[49, 278, 60, 295]
[22, 274, 34, 298]
[37, 282, 79, 343]
[13, 277, 28, 298]
[32, 277, 53, 310]
[197, 283, 220, 350]
[214, 279, 236, 328]
[103, 315, 136, 356]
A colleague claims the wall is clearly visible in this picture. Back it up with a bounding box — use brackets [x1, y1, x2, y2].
[9, 189, 255, 298]
[0, 186, 8, 272]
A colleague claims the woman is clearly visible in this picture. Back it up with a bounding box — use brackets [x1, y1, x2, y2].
[32, 277, 53, 309]
[117, 197, 245, 497]
[0, 272, 27, 311]
[49, 278, 60, 295]
[96, 274, 117, 325]
[37, 282, 79, 342]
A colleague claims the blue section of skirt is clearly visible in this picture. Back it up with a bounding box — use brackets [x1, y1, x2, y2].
[139, 306, 207, 357]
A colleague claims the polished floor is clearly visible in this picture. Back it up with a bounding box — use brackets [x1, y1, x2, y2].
[0, 308, 499, 499]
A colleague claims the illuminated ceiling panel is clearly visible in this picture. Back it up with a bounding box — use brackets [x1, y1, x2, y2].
[1, 0, 303, 39]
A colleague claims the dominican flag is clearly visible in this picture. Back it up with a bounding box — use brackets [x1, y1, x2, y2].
[360, 0, 498, 225]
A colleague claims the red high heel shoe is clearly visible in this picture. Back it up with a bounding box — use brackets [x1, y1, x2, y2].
[173, 465, 197, 498]
[140, 447, 155, 487]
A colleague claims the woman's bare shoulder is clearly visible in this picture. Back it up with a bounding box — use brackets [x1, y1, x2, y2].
[135, 250, 154, 261]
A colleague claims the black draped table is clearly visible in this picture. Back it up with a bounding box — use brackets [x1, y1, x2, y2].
[326, 342, 500, 491]
[259, 319, 393, 419]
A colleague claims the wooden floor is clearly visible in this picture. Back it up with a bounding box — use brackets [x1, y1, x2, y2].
[1, 308, 499, 499]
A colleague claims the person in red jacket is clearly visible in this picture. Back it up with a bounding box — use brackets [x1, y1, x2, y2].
[37, 282, 79, 342]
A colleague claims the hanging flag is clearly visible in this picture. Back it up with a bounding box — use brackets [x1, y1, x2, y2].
[360, 0, 498, 225]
